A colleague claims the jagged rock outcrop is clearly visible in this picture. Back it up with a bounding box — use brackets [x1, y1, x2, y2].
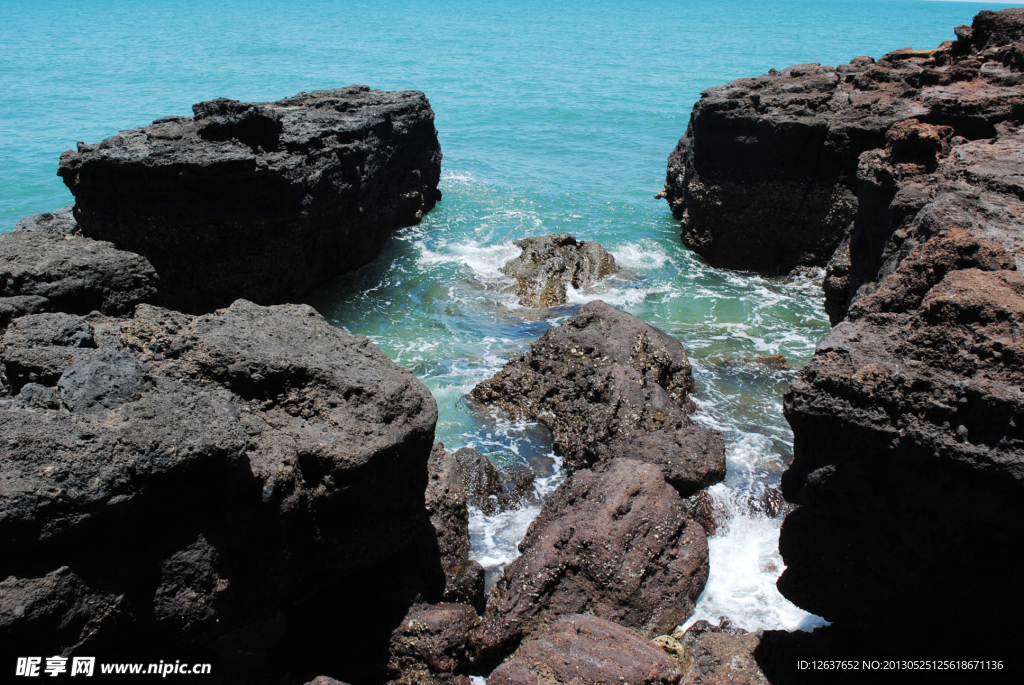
[661, 8, 1024, 273]
[0, 299, 443, 681]
[500, 233, 617, 307]
[1, 207, 158, 326]
[57, 86, 442, 312]
[481, 459, 709, 658]
[779, 16, 1024, 655]
[471, 300, 725, 486]
[451, 447, 534, 515]
[425, 444, 486, 611]
[488, 615, 681, 685]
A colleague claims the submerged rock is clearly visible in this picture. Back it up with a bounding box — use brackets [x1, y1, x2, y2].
[472, 300, 724, 482]
[661, 9, 1024, 274]
[488, 615, 681, 685]
[0, 300, 442, 679]
[0, 207, 158, 323]
[482, 459, 709, 657]
[58, 86, 442, 312]
[451, 447, 535, 515]
[778, 9, 1024, 656]
[500, 233, 617, 307]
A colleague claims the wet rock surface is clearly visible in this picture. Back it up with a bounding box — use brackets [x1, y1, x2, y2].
[58, 86, 442, 312]
[482, 458, 709, 658]
[661, 9, 1024, 273]
[425, 444, 485, 611]
[488, 614, 681, 685]
[451, 446, 535, 515]
[0, 299, 443, 681]
[500, 233, 617, 307]
[0, 207, 158, 323]
[778, 10, 1024, 656]
[472, 300, 724, 481]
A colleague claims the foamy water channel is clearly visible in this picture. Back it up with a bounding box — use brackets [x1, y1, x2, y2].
[307, 170, 831, 633]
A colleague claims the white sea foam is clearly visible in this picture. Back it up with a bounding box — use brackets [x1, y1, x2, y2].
[468, 453, 565, 585]
[610, 242, 670, 269]
[681, 485, 827, 633]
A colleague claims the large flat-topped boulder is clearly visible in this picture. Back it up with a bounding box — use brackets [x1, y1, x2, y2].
[58, 86, 442, 312]
[660, 8, 1024, 274]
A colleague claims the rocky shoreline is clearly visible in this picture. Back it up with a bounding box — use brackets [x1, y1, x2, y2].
[4, 8, 1024, 685]
[664, 6, 1024, 669]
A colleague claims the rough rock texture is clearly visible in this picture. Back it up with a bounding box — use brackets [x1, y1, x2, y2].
[779, 17, 1024, 654]
[661, 9, 1024, 273]
[0, 207, 158, 324]
[482, 459, 709, 658]
[452, 447, 535, 515]
[488, 615, 681, 685]
[0, 299, 442, 681]
[386, 603, 480, 685]
[500, 233, 617, 307]
[425, 444, 486, 611]
[58, 86, 442, 312]
[472, 300, 724, 484]
[303, 678, 351, 685]
[666, 621, 769, 685]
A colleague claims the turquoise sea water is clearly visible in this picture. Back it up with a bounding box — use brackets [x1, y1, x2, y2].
[2, 0, 1009, 630]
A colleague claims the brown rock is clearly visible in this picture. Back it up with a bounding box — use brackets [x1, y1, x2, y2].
[386, 603, 480, 685]
[472, 300, 723, 481]
[488, 615, 681, 685]
[484, 459, 708, 655]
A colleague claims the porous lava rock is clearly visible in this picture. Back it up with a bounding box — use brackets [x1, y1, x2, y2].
[481, 459, 709, 658]
[500, 233, 617, 307]
[0, 299, 443, 681]
[780, 45, 1024, 656]
[57, 86, 442, 312]
[386, 603, 481, 685]
[0, 207, 158, 325]
[661, 8, 1024, 273]
[425, 443, 486, 611]
[471, 300, 724, 483]
[487, 614, 681, 685]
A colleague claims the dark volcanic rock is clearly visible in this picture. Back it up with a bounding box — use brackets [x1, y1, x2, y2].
[661, 8, 1024, 273]
[386, 603, 480, 685]
[58, 86, 442, 312]
[0, 299, 442, 680]
[488, 614, 681, 685]
[483, 459, 709, 657]
[0, 207, 158, 322]
[425, 443, 485, 611]
[472, 300, 724, 481]
[500, 233, 617, 307]
[451, 447, 535, 515]
[780, 103, 1024, 651]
